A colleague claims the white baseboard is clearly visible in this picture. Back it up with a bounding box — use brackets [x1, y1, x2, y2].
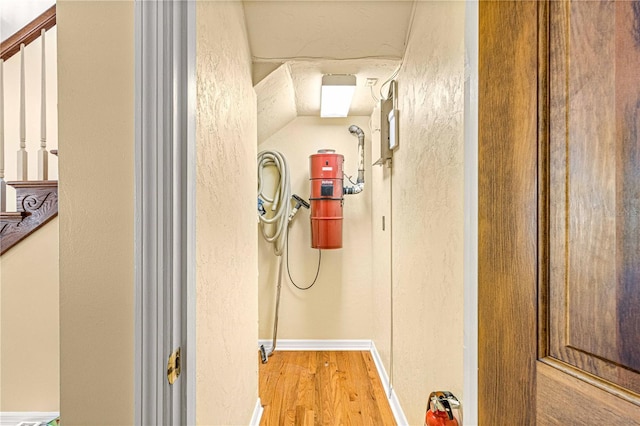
[0, 412, 59, 426]
[258, 339, 372, 351]
[370, 341, 391, 395]
[257, 339, 408, 425]
[249, 398, 263, 426]
[370, 342, 409, 426]
[388, 387, 409, 426]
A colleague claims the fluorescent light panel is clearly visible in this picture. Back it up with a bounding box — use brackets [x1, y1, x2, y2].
[320, 74, 356, 118]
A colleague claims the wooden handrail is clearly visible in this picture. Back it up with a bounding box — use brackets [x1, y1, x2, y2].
[0, 180, 58, 255]
[0, 4, 56, 61]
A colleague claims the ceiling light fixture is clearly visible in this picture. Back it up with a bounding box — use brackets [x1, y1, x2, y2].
[320, 74, 356, 118]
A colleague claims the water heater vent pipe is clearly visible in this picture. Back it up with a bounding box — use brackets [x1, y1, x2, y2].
[344, 125, 365, 195]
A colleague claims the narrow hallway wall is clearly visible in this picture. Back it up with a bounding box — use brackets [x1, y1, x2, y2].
[370, 109, 391, 377]
[58, 1, 135, 423]
[1, 26, 59, 412]
[258, 117, 373, 341]
[371, 2, 465, 424]
[1, 218, 59, 411]
[196, 2, 259, 424]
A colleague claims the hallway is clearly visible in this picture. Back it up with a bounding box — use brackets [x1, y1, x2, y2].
[44, 0, 470, 423]
[259, 351, 395, 425]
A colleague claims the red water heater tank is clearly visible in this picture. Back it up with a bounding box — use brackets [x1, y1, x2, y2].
[309, 149, 344, 249]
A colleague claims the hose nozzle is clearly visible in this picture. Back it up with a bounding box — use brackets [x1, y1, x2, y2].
[288, 194, 310, 222]
[292, 194, 310, 209]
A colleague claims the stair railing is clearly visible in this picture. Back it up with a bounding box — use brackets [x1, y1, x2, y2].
[1, 55, 4, 211]
[0, 5, 58, 255]
[1, 5, 56, 194]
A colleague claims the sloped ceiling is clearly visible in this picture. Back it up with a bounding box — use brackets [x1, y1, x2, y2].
[255, 63, 297, 143]
[243, 1, 414, 61]
[245, 0, 414, 140]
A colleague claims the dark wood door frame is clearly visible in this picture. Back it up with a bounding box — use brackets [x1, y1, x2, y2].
[478, 1, 541, 424]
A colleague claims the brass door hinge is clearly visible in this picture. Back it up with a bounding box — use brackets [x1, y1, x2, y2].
[167, 347, 181, 385]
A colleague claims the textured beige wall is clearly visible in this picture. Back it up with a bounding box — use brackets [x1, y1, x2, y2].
[371, 2, 466, 424]
[57, 1, 134, 424]
[2, 26, 59, 209]
[370, 109, 392, 376]
[0, 218, 59, 411]
[196, 2, 259, 424]
[1, 25, 59, 412]
[258, 116, 372, 340]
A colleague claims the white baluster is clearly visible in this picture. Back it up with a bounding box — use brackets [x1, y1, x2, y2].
[17, 43, 28, 181]
[38, 29, 48, 180]
[0, 58, 5, 211]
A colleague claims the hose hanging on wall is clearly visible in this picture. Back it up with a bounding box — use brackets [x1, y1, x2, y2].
[257, 150, 291, 256]
[257, 150, 323, 362]
[257, 150, 290, 363]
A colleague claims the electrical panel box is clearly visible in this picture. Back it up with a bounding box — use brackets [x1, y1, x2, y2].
[388, 108, 399, 151]
[376, 80, 399, 166]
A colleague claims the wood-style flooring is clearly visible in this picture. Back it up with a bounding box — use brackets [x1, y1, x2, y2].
[259, 351, 396, 426]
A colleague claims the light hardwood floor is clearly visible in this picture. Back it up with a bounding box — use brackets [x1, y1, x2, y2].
[259, 351, 396, 425]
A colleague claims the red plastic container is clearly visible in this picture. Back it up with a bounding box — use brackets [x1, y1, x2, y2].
[309, 150, 344, 249]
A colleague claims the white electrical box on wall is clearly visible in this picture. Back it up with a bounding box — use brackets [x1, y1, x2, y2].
[388, 108, 399, 151]
[375, 80, 399, 166]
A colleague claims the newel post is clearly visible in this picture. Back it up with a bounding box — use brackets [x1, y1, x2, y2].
[0, 58, 5, 210]
[17, 43, 28, 180]
[38, 28, 48, 180]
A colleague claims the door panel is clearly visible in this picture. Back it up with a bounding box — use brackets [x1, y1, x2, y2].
[614, 0, 640, 374]
[537, 362, 640, 425]
[548, 0, 640, 393]
[480, 0, 640, 424]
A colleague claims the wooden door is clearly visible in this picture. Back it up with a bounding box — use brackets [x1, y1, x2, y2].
[479, 1, 640, 424]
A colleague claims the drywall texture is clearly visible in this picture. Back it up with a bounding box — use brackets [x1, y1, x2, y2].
[372, 2, 466, 424]
[255, 63, 297, 144]
[369, 108, 392, 381]
[243, 1, 412, 60]
[2, 26, 59, 210]
[0, 217, 59, 411]
[196, 2, 258, 424]
[57, 1, 134, 423]
[258, 116, 372, 340]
